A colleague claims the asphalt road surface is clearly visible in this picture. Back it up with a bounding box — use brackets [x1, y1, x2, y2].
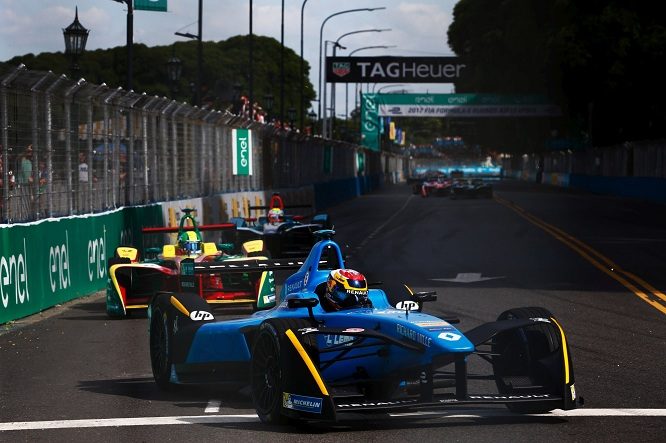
[1, 179, 665, 442]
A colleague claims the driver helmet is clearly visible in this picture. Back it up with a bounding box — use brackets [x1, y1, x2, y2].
[178, 231, 202, 255]
[324, 269, 370, 311]
[268, 207, 284, 224]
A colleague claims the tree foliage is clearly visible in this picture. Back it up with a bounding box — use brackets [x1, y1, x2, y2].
[2, 35, 315, 121]
[448, 0, 666, 150]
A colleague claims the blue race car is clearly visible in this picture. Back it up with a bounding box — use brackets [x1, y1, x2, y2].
[148, 231, 579, 424]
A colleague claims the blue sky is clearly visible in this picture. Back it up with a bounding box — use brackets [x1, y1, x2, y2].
[0, 0, 458, 114]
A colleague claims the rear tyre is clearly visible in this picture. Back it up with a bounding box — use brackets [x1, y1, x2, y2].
[250, 318, 315, 425]
[492, 307, 564, 413]
[150, 294, 175, 390]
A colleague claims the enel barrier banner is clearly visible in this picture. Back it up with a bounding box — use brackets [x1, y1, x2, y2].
[0, 205, 162, 324]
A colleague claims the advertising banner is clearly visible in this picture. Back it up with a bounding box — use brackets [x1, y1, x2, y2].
[375, 93, 561, 117]
[0, 205, 162, 324]
[326, 57, 466, 83]
[232, 128, 253, 176]
[360, 94, 380, 151]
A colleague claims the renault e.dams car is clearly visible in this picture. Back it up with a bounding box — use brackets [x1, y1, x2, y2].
[148, 230, 579, 424]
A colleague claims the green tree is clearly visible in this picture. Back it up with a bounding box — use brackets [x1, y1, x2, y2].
[448, 0, 666, 149]
[2, 35, 316, 122]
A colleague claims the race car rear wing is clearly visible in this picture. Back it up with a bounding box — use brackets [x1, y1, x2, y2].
[142, 223, 237, 234]
[191, 258, 321, 273]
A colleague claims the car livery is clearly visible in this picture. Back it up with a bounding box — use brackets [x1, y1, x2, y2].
[148, 230, 580, 424]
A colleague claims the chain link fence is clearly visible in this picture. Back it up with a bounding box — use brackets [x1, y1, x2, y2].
[1, 65, 398, 224]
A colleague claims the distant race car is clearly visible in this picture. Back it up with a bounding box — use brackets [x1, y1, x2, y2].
[225, 193, 332, 258]
[420, 175, 453, 197]
[450, 178, 494, 199]
[148, 230, 579, 425]
[106, 209, 276, 318]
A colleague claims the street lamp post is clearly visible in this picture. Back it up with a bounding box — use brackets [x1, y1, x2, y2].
[175, 0, 203, 106]
[287, 107, 297, 130]
[112, 0, 133, 91]
[166, 48, 182, 97]
[377, 84, 405, 94]
[318, 7, 386, 139]
[323, 40, 345, 140]
[348, 45, 397, 115]
[299, 0, 311, 132]
[307, 109, 317, 135]
[63, 7, 90, 77]
[329, 28, 390, 131]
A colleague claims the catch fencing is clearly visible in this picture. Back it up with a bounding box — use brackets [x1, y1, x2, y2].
[1, 64, 403, 224]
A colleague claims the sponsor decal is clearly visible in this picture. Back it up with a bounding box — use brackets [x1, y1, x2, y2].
[190, 311, 214, 321]
[262, 294, 275, 305]
[467, 394, 552, 400]
[332, 62, 351, 77]
[303, 271, 309, 286]
[396, 324, 432, 347]
[49, 231, 71, 293]
[343, 328, 364, 333]
[438, 331, 461, 341]
[0, 238, 30, 309]
[357, 60, 465, 80]
[415, 320, 451, 328]
[282, 393, 323, 414]
[324, 334, 355, 347]
[396, 300, 419, 311]
[285, 280, 303, 294]
[87, 227, 107, 282]
[180, 261, 194, 276]
[338, 399, 418, 408]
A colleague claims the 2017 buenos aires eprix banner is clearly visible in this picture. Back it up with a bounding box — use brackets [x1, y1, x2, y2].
[360, 93, 561, 151]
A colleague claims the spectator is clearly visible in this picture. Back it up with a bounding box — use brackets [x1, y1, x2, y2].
[18, 144, 34, 186]
[38, 160, 47, 193]
[78, 151, 89, 184]
[16, 144, 34, 218]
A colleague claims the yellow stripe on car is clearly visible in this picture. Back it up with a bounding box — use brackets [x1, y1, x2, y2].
[285, 329, 329, 396]
[170, 296, 190, 317]
[550, 317, 570, 384]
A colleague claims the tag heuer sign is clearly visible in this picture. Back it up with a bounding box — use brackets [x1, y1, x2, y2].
[332, 62, 351, 78]
[326, 56, 466, 83]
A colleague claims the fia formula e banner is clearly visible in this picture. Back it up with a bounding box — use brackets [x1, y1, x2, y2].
[326, 57, 466, 83]
[232, 128, 253, 176]
[375, 93, 561, 117]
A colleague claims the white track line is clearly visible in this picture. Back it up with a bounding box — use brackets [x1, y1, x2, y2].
[2, 409, 666, 431]
[204, 400, 221, 413]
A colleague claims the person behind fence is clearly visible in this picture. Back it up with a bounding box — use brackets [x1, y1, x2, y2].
[78, 151, 89, 211]
[18, 144, 34, 187]
[14, 144, 34, 217]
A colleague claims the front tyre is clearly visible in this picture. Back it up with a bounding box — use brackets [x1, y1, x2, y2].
[150, 294, 175, 390]
[250, 318, 314, 424]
